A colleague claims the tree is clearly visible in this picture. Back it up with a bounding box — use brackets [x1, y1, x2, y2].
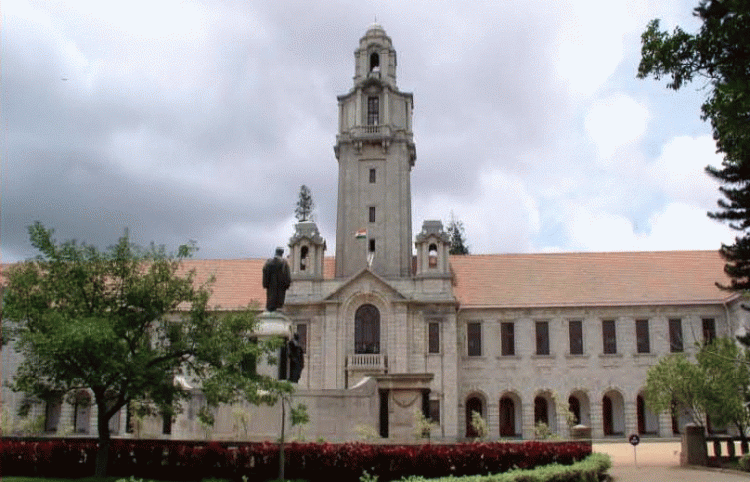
[295, 185, 315, 222]
[446, 212, 470, 255]
[643, 338, 750, 436]
[643, 353, 707, 427]
[638, 0, 750, 291]
[697, 337, 750, 434]
[2, 223, 292, 476]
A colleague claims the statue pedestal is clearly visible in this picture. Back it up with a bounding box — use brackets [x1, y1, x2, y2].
[253, 311, 292, 380]
[255, 311, 293, 339]
[375, 374, 434, 441]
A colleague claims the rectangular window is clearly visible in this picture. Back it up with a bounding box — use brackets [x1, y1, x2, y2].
[162, 412, 172, 435]
[367, 96, 379, 125]
[703, 318, 716, 344]
[636, 319, 650, 353]
[368, 239, 376, 253]
[602, 319, 617, 354]
[369, 168, 376, 183]
[535, 321, 549, 355]
[569, 320, 583, 355]
[669, 318, 683, 352]
[429, 400, 440, 424]
[501, 322, 515, 356]
[428, 322, 440, 354]
[369, 206, 376, 223]
[467, 322, 482, 356]
[296, 323, 308, 353]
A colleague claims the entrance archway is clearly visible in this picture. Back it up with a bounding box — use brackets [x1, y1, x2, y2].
[603, 390, 625, 436]
[499, 393, 521, 437]
[465, 396, 483, 438]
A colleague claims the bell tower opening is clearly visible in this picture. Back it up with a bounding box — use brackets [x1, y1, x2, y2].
[370, 52, 380, 72]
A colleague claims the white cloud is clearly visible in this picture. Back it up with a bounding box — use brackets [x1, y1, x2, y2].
[648, 135, 723, 208]
[567, 202, 733, 252]
[414, 169, 540, 254]
[585, 94, 649, 161]
[44, 0, 208, 40]
[643, 203, 732, 250]
[555, 0, 646, 96]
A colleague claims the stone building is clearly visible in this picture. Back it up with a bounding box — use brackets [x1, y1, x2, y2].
[2, 24, 747, 442]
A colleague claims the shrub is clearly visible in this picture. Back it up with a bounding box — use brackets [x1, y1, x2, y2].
[397, 452, 611, 482]
[740, 453, 750, 472]
[0, 437, 592, 481]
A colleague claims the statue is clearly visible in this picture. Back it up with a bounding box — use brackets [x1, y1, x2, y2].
[262, 247, 291, 312]
[288, 332, 305, 383]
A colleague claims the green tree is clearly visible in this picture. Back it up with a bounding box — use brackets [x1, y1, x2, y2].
[644, 338, 750, 436]
[638, 0, 750, 291]
[447, 212, 470, 255]
[2, 223, 292, 476]
[295, 185, 315, 222]
[643, 353, 707, 426]
[697, 337, 750, 434]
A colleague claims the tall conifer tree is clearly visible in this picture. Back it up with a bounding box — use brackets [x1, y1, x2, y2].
[447, 213, 470, 255]
[295, 185, 315, 222]
[638, 0, 750, 291]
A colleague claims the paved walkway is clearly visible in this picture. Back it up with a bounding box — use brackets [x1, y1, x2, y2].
[593, 441, 749, 481]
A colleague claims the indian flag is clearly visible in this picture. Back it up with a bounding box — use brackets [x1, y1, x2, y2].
[355, 229, 367, 239]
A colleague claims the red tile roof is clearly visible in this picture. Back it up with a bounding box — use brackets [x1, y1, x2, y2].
[2, 251, 733, 311]
[449, 251, 734, 309]
[178, 257, 336, 311]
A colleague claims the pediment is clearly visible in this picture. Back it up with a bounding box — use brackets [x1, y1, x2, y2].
[324, 268, 408, 302]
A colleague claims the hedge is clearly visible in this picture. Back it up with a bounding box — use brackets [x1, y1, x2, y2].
[0, 438, 591, 481]
[398, 453, 611, 482]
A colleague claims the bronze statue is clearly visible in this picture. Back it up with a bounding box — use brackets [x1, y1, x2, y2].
[288, 332, 304, 383]
[262, 247, 291, 312]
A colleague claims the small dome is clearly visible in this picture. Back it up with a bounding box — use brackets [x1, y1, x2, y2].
[366, 22, 386, 35]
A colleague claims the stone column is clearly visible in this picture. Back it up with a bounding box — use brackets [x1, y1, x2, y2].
[658, 410, 673, 438]
[624, 398, 637, 438]
[487, 399, 499, 438]
[590, 398, 604, 439]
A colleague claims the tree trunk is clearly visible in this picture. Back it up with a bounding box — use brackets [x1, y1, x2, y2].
[279, 398, 286, 481]
[95, 404, 112, 477]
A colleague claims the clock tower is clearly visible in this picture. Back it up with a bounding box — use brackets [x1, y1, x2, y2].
[334, 24, 416, 279]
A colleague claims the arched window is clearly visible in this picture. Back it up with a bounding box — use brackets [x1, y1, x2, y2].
[499, 396, 516, 437]
[428, 243, 438, 268]
[466, 396, 483, 437]
[602, 391, 625, 436]
[45, 398, 62, 433]
[370, 52, 380, 72]
[534, 396, 549, 426]
[355, 304, 380, 354]
[72, 390, 91, 434]
[568, 396, 581, 425]
[300, 246, 309, 271]
[637, 394, 659, 435]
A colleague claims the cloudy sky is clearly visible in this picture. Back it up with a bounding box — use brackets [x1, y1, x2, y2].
[1, 0, 735, 262]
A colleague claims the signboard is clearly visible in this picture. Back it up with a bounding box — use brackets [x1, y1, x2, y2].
[629, 433, 640, 446]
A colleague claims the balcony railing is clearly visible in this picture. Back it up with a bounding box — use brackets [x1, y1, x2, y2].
[347, 353, 387, 371]
[350, 125, 392, 138]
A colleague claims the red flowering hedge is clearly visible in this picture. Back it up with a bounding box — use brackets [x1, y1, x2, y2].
[1, 437, 590, 481]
